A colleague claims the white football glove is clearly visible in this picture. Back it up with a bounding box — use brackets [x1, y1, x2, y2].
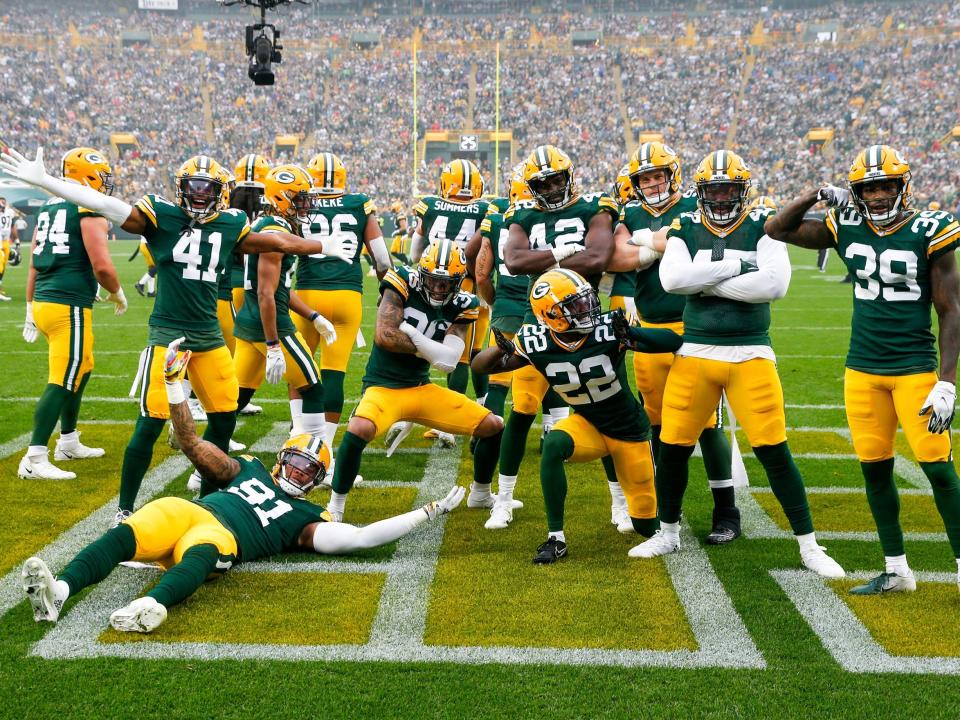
[384, 421, 413, 458]
[0, 146, 49, 188]
[621, 296, 640, 325]
[23, 302, 38, 343]
[817, 184, 851, 209]
[163, 337, 191, 403]
[919, 380, 956, 434]
[550, 243, 581, 265]
[310, 312, 337, 344]
[265, 343, 286, 385]
[320, 232, 354, 264]
[636, 246, 662, 270]
[423, 485, 466, 520]
[628, 228, 656, 248]
[107, 287, 128, 316]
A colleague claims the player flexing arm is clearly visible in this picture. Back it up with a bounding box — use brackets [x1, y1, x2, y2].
[465, 226, 496, 306]
[505, 208, 614, 277]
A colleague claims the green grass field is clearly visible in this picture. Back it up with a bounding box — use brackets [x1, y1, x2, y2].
[1, 243, 959, 719]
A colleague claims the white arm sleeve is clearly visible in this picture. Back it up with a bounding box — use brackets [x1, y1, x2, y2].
[312, 508, 428, 553]
[410, 232, 426, 262]
[658, 236, 743, 295]
[706, 235, 792, 303]
[368, 234, 392, 273]
[401, 324, 464, 373]
[36, 175, 134, 226]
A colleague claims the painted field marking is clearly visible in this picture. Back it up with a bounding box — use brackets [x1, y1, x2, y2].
[772, 569, 960, 675]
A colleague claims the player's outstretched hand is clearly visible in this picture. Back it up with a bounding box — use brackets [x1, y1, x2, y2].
[492, 328, 515, 356]
[164, 337, 191, 383]
[423, 485, 466, 520]
[0, 146, 49, 188]
[610, 308, 631, 343]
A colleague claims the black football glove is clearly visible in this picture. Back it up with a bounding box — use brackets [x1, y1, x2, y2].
[610, 309, 632, 344]
[492, 328, 515, 356]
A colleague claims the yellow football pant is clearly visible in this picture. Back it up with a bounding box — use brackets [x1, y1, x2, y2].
[0, 239, 9, 274]
[217, 299, 236, 355]
[138, 238, 156, 268]
[125, 497, 238, 571]
[557, 413, 657, 520]
[353, 383, 491, 437]
[231, 287, 245, 315]
[511, 363, 550, 414]
[139, 344, 238, 418]
[292, 289, 363, 372]
[844, 368, 952, 463]
[458, 279, 490, 362]
[234, 333, 320, 391]
[489, 330, 515, 387]
[661, 355, 786, 447]
[33, 302, 94, 390]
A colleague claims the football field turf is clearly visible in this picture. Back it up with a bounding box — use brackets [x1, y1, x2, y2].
[1, 242, 959, 719]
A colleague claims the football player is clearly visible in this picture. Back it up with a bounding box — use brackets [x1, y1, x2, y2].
[0, 194, 21, 301]
[766, 144, 960, 593]
[410, 159, 490, 445]
[17, 148, 128, 480]
[132, 238, 157, 298]
[487, 144, 618, 528]
[389, 201, 411, 264]
[292, 152, 390, 465]
[0, 146, 352, 525]
[20, 339, 465, 634]
[473, 269, 683, 562]
[605, 142, 742, 544]
[627, 149, 844, 578]
[325, 239, 504, 521]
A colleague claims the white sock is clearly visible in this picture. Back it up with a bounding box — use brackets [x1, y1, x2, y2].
[27, 445, 48, 460]
[138, 272, 151, 285]
[796, 532, 819, 552]
[302, 413, 325, 437]
[661, 521, 680, 539]
[955, 558, 960, 573]
[289, 399, 303, 423]
[708, 478, 734, 489]
[477, 394, 486, 407]
[550, 530, 566, 543]
[469, 482, 492, 501]
[181, 379, 192, 397]
[884, 554, 910, 576]
[146, 276, 155, 293]
[55, 579, 70, 602]
[59, 430, 79, 445]
[327, 491, 347, 516]
[497, 474, 518, 502]
[325, 421, 339, 452]
[608, 481, 627, 509]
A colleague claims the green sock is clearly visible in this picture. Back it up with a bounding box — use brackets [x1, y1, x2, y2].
[541, 430, 574, 532]
[119, 416, 165, 512]
[237, 387, 256, 413]
[59, 372, 91, 434]
[542, 387, 565, 413]
[483, 383, 508, 416]
[147, 544, 220, 608]
[631, 517, 659, 537]
[470, 352, 488, 399]
[447, 362, 469, 395]
[332, 431, 367, 494]
[200, 411, 236, 497]
[656, 442, 695, 524]
[498, 411, 536, 476]
[320, 369, 345, 415]
[753, 442, 814, 535]
[601, 454, 617, 482]
[699, 427, 738, 521]
[920, 461, 960, 557]
[30, 383, 72, 447]
[59, 524, 136, 596]
[472, 430, 502, 486]
[861, 458, 903, 556]
[299, 382, 325, 414]
[649, 424, 662, 465]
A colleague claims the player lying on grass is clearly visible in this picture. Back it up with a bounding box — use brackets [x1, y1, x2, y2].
[21, 340, 465, 634]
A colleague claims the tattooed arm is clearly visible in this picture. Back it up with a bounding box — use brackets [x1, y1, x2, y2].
[169, 397, 241, 488]
[374, 287, 418, 354]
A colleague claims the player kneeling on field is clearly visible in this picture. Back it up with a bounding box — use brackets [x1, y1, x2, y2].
[473, 269, 682, 563]
[21, 340, 465, 634]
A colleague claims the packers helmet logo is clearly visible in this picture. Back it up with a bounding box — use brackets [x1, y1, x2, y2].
[662, 144, 676, 156]
[275, 170, 297, 184]
[84, 152, 106, 165]
[531, 281, 551, 300]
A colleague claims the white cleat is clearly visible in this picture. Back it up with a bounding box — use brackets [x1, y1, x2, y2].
[0, 292, 11, 301]
[22, 557, 67, 622]
[484, 501, 514, 530]
[433, 430, 457, 448]
[54, 433, 105, 460]
[186, 470, 202, 493]
[188, 398, 207, 422]
[109, 597, 167, 633]
[628, 530, 680, 558]
[800, 545, 846, 579]
[239, 402, 262, 416]
[111, 508, 133, 529]
[18, 453, 76, 480]
[385, 421, 414, 457]
[228, 438, 246, 452]
[327, 510, 343, 523]
[611, 505, 634, 533]
[849, 571, 916, 595]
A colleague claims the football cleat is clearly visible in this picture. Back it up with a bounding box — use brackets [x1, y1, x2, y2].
[433, 430, 457, 448]
[239, 402, 262, 416]
[54, 433, 105, 461]
[705, 520, 741, 545]
[188, 397, 207, 422]
[228, 438, 246, 452]
[800, 545, 846, 579]
[134, 282, 145, 297]
[22, 557, 67, 622]
[612, 506, 634, 534]
[484, 501, 514, 530]
[849, 571, 916, 595]
[186, 470, 202, 493]
[385, 421, 414, 457]
[628, 530, 680, 558]
[18, 453, 76, 480]
[0, 292, 11, 302]
[533, 536, 568, 564]
[109, 597, 167, 633]
[111, 508, 133, 529]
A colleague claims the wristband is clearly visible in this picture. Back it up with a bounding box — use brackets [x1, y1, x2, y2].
[309, 312, 319, 321]
[266, 339, 280, 348]
[165, 381, 186, 405]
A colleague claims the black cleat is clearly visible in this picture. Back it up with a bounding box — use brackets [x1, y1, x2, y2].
[705, 521, 741, 545]
[533, 536, 567, 564]
[134, 282, 145, 297]
[147, 291, 156, 298]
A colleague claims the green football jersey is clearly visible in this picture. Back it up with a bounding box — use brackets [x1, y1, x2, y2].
[415, 195, 489, 248]
[666, 207, 775, 346]
[296, 193, 376, 292]
[481, 211, 529, 321]
[233, 215, 297, 343]
[623, 194, 698, 323]
[487, 196, 510, 215]
[505, 192, 620, 320]
[609, 270, 637, 298]
[196, 456, 327, 563]
[135, 195, 251, 351]
[513, 312, 650, 442]
[362, 265, 480, 389]
[31, 198, 99, 308]
[217, 252, 236, 301]
[827, 207, 960, 375]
